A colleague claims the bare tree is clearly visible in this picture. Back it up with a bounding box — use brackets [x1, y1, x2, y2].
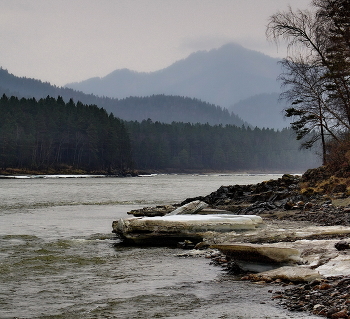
[279, 56, 342, 164]
[266, 6, 331, 162]
[266, 3, 350, 164]
[266, 6, 329, 65]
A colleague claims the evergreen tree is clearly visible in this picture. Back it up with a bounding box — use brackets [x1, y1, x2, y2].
[0, 95, 132, 172]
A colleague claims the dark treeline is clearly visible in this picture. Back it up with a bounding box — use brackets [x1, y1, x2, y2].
[126, 119, 320, 171]
[0, 68, 247, 127]
[0, 95, 320, 173]
[0, 95, 132, 172]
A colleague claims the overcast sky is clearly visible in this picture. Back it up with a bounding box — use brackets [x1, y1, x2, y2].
[0, 0, 311, 86]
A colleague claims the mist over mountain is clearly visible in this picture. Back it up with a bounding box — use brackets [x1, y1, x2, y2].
[0, 68, 247, 127]
[230, 93, 290, 130]
[0, 43, 288, 129]
[111, 95, 248, 126]
[66, 43, 282, 108]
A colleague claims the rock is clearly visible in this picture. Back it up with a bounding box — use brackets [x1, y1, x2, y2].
[331, 309, 348, 319]
[335, 240, 350, 251]
[304, 202, 313, 210]
[313, 304, 324, 312]
[333, 183, 347, 193]
[301, 166, 332, 187]
[317, 282, 332, 290]
[284, 201, 294, 210]
[180, 174, 302, 210]
[280, 275, 350, 317]
[296, 201, 305, 207]
[194, 241, 210, 250]
[177, 240, 195, 249]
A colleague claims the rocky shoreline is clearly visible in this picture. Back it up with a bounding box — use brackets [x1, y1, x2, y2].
[115, 169, 350, 318]
[129, 172, 350, 226]
[274, 276, 350, 318]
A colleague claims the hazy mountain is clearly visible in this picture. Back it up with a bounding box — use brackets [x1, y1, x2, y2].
[66, 43, 282, 108]
[110, 95, 248, 126]
[229, 93, 291, 130]
[0, 67, 100, 104]
[0, 68, 247, 127]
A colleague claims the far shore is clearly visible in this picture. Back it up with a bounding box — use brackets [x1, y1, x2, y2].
[0, 167, 300, 177]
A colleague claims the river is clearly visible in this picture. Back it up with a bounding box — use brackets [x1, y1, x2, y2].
[0, 174, 320, 318]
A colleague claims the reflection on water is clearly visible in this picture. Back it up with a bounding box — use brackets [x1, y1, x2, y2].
[0, 174, 320, 318]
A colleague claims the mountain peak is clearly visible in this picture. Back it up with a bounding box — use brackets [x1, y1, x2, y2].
[65, 42, 281, 108]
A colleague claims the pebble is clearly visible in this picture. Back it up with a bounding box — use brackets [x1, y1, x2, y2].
[273, 276, 350, 318]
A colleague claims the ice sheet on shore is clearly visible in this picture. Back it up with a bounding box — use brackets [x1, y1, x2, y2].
[0, 174, 106, 179]
[167, 200, 208, 215]
[254, 266, 322, 282]
[142, 214, 263, 223]
[112, 214, 264, 245]
[216, 238, 350, 280]
[213, 243, 301, 264]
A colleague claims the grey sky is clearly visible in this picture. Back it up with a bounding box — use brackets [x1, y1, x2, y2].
[0, 0, 310, 86]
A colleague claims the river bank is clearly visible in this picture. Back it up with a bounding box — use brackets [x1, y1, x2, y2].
[0, 166, 291, 177]
[0, 167, 140, 177]
[119, 168, 350, 318]
[201, 170, 350, 318]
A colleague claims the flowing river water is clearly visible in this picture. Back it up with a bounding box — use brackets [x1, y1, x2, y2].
[0, 174, 321, 319]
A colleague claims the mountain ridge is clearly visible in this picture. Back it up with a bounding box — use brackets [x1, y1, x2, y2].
[0, 68, 248, 127]
[65, 43, 282, 108]
[0, 43, 290, 129]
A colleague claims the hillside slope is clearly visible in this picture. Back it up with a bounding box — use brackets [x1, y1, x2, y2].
[230, 93, 290, 130]
[110, 95, 247, 126]
[0, 68, 247, 126]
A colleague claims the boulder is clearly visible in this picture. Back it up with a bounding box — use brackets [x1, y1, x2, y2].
[335, 240, 350, 251]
